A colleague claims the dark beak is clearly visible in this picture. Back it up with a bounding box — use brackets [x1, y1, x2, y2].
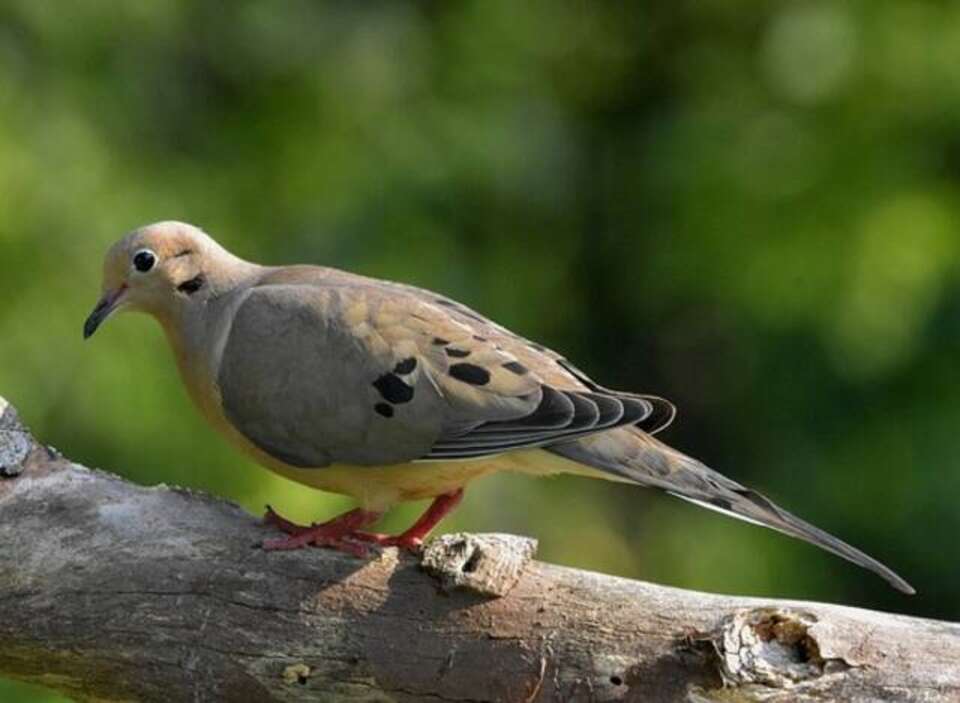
[83, 287, 126, 339]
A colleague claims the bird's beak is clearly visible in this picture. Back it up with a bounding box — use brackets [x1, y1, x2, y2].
[83, 286, 127, 339]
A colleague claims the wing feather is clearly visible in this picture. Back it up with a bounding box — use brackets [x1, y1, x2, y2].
[422, 387, 657, 460]
[218, 268, 675, 466]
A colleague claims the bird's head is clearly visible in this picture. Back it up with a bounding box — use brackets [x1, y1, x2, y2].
[84, 221, 224, 339]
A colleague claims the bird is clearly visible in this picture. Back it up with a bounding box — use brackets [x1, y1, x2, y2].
[84, 221, 914, 593]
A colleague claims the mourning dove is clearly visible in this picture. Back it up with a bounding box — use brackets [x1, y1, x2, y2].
[84, 221, 913, 593]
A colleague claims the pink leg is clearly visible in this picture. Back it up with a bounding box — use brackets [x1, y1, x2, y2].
[354, 489, 464, 551]
[262, 505, 383, 557]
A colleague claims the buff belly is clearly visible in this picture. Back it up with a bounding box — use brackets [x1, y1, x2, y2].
[190, 385, 622, 511]
[267, 448, 626, 512]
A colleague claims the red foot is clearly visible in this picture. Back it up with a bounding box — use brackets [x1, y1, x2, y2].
[354, 489, 464, 551]
[261, 489, 465, 557]
[261, 505, 382, 557]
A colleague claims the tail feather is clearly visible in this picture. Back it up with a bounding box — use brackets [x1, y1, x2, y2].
[549, 430, 915, 595]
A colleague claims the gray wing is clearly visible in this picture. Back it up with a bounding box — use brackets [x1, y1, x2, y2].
[217, 272, 673, 467]
[217, 283, 446, 466]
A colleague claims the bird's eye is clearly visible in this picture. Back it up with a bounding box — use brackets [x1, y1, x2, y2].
[133, 249, 156, 273]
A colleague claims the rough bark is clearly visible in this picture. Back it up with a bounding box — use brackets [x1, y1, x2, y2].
[0, 395, 957, 703]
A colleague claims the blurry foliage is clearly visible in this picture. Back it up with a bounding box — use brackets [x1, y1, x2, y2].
[2, 1, 960, 699]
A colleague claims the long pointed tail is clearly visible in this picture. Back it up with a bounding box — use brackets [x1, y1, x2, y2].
[549, 429, 915, 594]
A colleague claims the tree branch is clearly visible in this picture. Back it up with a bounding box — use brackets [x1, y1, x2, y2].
[0, 396, 957, 702]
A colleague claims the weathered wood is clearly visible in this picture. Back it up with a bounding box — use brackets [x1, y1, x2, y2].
[0, 395, 957, 703]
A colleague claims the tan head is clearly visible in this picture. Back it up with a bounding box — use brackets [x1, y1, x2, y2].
[83, 221, 249, 338]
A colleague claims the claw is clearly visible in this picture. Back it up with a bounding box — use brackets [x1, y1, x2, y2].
[261, 490, 463, 559]
[261, 505, 382, 557]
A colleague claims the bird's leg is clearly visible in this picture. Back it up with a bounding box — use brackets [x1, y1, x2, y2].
[262, 505, 383, 556]
[354, 489, 464, 551]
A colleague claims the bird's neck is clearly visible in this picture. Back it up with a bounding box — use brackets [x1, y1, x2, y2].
[157, 258, 266, 426]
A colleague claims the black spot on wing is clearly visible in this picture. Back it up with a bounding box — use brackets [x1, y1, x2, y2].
[373, 373, 414, 404]
[432, 337, 449, 346]
[502, 361, 529, 375]
[445, 347, 471, 358]
[449, 363, 491, 386]
[393, 357, 417, 375]
[177, 274, 205, 295]
[374, 402, 394, 418]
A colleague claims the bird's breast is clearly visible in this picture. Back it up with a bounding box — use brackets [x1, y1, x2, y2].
[267, 459, 505, 511]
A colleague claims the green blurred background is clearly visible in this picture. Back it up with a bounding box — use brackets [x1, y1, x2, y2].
[2, 1, 959, 699]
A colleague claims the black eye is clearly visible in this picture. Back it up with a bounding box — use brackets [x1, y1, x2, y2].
[133, 250, 156, 273]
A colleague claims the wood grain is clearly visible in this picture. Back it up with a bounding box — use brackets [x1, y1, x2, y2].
[0, 396, 957, 702]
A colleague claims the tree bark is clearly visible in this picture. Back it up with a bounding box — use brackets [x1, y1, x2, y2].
[0, 395, 957, 703]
